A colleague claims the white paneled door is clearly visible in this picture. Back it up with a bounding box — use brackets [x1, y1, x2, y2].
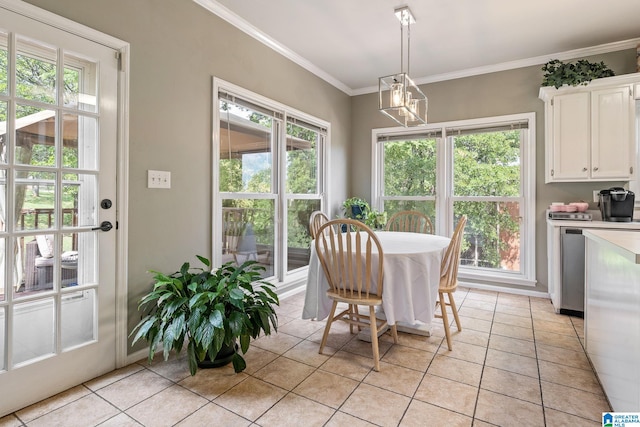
[0, 6, 118, 415]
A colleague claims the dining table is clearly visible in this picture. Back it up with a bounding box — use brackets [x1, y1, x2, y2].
[302, 230, 452, 336]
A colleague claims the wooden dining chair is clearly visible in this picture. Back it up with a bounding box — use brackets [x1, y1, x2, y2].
[309, 210, 329, 239]
[315, 218, 398, 371]
[385, 210, 434, 234]
[436, 215, 467, 351]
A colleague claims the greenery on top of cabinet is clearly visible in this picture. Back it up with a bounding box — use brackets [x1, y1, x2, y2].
[541, 59, 615, 89]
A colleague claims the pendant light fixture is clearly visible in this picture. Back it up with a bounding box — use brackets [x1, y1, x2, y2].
[379, 6, 428, 126]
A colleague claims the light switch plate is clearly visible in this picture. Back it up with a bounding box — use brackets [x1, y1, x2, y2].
[593, 190, 599, 203]
[148, 170, 171, 189]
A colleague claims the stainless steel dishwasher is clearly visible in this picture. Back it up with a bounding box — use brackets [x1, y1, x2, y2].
[560, 227, 585, 316]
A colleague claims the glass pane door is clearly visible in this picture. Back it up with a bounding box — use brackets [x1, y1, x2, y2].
[0, 6, 119, 415]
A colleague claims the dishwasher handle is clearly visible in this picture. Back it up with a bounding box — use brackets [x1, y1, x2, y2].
[563, 228, 583, 235]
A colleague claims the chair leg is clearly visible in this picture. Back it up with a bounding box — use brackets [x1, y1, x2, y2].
[369, 306, 380, 372]
[448, 292, 462, 332]
[319, 301, 338, 354]
[348, 304, 355, 334]
[389, 323, 399, 344]
[439, 291, 452, 351]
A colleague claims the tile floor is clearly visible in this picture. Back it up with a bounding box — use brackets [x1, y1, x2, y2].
[0, 288, 610, 426]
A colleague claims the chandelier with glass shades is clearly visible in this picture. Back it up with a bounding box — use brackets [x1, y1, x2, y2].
[378, 6, 428, 127]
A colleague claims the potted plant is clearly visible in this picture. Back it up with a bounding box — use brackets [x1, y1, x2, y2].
[364, 209, 388, 230]
[342, 197, 371, 221]
[541, 59, 615, 89]
[130, 256, 279, 375]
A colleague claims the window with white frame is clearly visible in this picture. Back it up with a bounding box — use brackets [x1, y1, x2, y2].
[372, 113, 536, 286]
[213, 80, 327, 283]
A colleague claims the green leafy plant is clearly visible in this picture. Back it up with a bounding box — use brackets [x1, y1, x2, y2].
[541, 59, 615, 89]
[364, 209, 387, 230]
[342, 197, 371, 221]
[131, 256, 279, 375]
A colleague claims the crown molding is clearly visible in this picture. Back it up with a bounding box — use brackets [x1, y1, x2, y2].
[194, 0, 354, 95]
[352, 37, 640, 95]
[194, 0, 640, 97]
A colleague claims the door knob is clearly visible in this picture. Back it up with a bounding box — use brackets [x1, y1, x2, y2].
[92, 221, 113, 232]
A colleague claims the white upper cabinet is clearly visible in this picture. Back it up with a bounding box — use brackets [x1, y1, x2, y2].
[540, 74, 639, 183]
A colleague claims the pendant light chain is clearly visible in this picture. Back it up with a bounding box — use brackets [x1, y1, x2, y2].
[400, 17, 404, 75]
[407, 14, 411, 77]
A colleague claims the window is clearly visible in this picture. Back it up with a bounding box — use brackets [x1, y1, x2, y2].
[213, 80, 327, 283]
[373, 113, 536, 286]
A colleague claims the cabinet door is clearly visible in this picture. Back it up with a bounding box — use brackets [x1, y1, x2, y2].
[551, 92, 590, 180]
[591, 86, 633, 180]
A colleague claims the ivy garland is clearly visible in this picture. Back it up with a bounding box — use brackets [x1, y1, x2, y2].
[541, 59, 615, 89]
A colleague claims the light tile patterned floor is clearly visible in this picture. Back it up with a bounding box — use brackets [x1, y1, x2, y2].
[0, 288, 610, 426]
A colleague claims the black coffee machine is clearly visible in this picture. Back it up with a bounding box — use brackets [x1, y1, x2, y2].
[598, 187, 635, 222]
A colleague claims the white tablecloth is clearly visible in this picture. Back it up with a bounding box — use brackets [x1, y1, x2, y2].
[302, 231, 451, 327]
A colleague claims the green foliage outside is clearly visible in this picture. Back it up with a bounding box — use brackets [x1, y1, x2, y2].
[383, 131, 521, 270]
[382, 138, 437, 221]
[453, 131, 520, 269]
[1, 48, 81, 232]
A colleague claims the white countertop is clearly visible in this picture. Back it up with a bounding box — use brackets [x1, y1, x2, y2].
[583, 229, 640, 264]
[546, 210, 640, 229]
[547, 219, 640, 229]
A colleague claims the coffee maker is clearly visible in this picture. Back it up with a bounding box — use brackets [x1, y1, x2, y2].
[598, 187, 635, 222]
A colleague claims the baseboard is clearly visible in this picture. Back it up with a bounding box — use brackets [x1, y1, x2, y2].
[459, 280, 550, 299]
[125, 348, 149, 366]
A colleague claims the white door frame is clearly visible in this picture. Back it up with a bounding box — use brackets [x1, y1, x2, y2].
[0, 0, 130, 369]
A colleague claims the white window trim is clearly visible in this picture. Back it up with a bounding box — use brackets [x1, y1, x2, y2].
[372, 112, 536, 287]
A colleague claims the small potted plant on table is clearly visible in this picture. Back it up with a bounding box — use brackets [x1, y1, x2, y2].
[342, 197, 371, 221]
[131, 256, 279, 375]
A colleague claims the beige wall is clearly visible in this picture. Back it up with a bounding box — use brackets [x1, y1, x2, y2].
[351, 49, 638, 293]
[24, 0, 351, 354]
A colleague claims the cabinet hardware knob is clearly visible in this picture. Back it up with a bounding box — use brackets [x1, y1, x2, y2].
[593, 167, 599, 171]
[582, 167, 587, 172]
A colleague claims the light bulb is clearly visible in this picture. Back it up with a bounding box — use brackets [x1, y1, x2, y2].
[409, 99, 419, 116]
[390, 83, 403, 107]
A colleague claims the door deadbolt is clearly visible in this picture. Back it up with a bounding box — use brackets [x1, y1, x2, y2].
[101, 199, 112, 209]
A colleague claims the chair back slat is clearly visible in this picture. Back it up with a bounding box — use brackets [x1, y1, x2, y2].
[309, 211, 329, 239]
[315, 219, 384, 300]
[441, 216, 467, 290]
[386, 210, 434, 234]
